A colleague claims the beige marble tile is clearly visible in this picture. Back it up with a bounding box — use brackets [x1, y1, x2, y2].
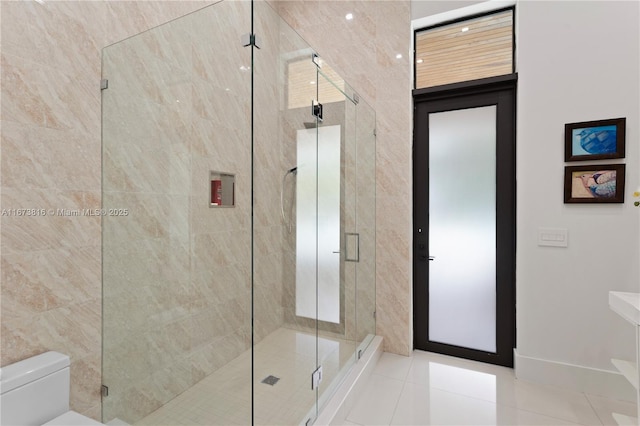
[3, 3, 412, 424]
[277, 0, 412, 357]
[0, 188, 101, 255]
[0, 0, 104, 80]
[1, 51, 100, 134]
[1, 245, 100, 323]
[1, 298, 101, 366]
[1, 121, 100, 192]
[70, 352, 102, 415]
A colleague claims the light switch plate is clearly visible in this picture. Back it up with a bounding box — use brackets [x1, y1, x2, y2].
[538, 227, 568, 247]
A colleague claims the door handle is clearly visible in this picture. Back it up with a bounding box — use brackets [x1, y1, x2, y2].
[429, 256, 435, 261]
[345, 233, 359, 262]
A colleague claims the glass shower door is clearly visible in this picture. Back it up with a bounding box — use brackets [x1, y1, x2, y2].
[101, 2, 252, 424]
[314, 69, 358, 413]
[353, 91, 376, 354]
[252, 2, 320, 424]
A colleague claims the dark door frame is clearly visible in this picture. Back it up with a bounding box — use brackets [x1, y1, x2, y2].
[412, 74, 517, 367]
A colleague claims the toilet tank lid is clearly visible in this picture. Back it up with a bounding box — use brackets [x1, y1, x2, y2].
[0, 351, 70, 395]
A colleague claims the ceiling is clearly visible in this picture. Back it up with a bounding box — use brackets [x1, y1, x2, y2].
[411, 0, 487, 21]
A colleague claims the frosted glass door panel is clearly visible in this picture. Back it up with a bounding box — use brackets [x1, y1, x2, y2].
[428, 106, 496, 353]
[296, 125, 341, 324]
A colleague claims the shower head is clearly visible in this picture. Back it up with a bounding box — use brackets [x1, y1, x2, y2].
[287, 166, 298, 174]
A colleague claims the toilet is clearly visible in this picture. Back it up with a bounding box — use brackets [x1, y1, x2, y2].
[0, 351, 105, 425]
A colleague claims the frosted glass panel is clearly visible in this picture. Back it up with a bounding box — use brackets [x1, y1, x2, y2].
[428, 106, 496, 352]
[296, 125, 341, 324]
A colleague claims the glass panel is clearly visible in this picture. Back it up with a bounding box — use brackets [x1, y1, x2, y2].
[287, 59, 346, 109]
[101, 2, 252, 424]
[415, 9, 513, 89]
[102, 2, 376, 425]
[353, 89, 376, 354]
[314, 71, 358, 414]
[428, 106, 497, 352]
[252, 2, 319, 425]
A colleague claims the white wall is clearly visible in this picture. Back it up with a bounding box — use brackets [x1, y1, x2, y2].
[516, 0, 640, 399]
[411, 0, 485, 21]
[411, 0, 640, 399]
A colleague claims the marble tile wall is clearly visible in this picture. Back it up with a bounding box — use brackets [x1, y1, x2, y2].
[278, 93, 376, 346]
[1, 1, 410, 423]
[253, 2, 288, 344]
[2, 1, 106, 420]
[1, 0, 245, 421]
[274, 0, 412, 355]
[100, 1, 283, 423]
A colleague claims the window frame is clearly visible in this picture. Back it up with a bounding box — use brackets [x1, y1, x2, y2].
[413, 6, 516, 91]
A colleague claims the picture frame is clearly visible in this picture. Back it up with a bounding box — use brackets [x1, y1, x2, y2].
[564, 117, 625, 162]
[564, 164, 625, 203]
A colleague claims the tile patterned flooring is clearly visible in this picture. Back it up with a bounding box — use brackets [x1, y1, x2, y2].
[135, 327, 356, 425]
[129, 336, 637, 426]
[343, 351, 637, 426]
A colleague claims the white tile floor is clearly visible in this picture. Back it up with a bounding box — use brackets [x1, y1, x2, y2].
[343, 351, 637, 426]
[135, 327, 357, 426]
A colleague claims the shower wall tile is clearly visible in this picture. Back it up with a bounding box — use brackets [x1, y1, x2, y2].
[0, 245, 101, 324]
[1, 52, 101, 136]
[104, 1, 215, 48]
[1, 188, 101, 255]
[0, 1, 104, 85]
[1, 121, 101, 192]
[70, 352, 102, 416]
[275, 0, 413, 356]
[0, 0, 235, 420]
[1, 2, 410, 425]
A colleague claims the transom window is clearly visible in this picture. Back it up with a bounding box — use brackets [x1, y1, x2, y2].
[415, 9, 514, 89]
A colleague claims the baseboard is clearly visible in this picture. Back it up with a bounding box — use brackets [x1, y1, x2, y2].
[514, 349, 635, 402]
[313, 336, 384, 426]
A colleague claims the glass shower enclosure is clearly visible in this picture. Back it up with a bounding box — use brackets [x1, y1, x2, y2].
[101, 1, 376, 425]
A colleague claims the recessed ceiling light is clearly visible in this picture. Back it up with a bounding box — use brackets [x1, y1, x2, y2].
[461, 27, 469, 32]
[416, 59, 424, 64]
[345, 13, 353, 20]
[396, 53, 403, 59]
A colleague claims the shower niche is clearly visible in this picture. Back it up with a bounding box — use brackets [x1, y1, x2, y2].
[209, 171, 235, 207]
[101, 1, 376, 425]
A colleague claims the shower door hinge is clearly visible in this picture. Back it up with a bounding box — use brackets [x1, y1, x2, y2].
[353, 92, 360, 105]
[373, 128, 377, 137]
[373, 310, 376, 319]
[312, 53, 322, 68]
[100, 79, 108, 90]
[311, 365, 323, 390]
[101, 385, 109, 398]
[312, 101, 323, 122]
[241, 33, 261, 49]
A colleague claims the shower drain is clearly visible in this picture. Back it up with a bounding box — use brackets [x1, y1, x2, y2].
[261, 375, 280, 386]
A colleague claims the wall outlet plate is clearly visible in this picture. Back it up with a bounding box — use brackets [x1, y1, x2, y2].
[538, 227, 568, 247]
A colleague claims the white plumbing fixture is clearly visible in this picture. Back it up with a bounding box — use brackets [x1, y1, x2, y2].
[0, 351, 104, 425]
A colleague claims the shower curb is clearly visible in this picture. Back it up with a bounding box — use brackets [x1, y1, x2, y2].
[313, 336, 383, 426]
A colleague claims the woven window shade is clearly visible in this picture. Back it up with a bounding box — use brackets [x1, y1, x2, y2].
[287, 59, 345, 109]
[416, 10, 513, 89]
